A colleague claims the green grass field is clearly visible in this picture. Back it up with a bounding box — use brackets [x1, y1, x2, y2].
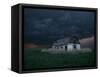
[23, 48, 96, 70]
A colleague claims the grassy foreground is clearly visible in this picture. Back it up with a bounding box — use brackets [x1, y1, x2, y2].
[23, 48, 96, 70]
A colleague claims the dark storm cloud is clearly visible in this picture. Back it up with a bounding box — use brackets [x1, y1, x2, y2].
[24, 8, 95, 44]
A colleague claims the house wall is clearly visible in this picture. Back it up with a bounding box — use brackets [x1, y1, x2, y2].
[52, 45, 65, 50]
[76, 44, 80, 49]
[52, 44, 80, 51]
[67, 44, 80, 50]
[67, 44, 74, 50]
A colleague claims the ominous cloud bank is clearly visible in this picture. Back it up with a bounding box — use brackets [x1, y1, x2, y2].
[24, 8, 95, 45]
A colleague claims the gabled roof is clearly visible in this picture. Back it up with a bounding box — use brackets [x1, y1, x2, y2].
[52, 37, 80, 46]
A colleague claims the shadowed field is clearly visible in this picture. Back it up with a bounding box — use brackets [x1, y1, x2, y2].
[23, 48, 96, 70]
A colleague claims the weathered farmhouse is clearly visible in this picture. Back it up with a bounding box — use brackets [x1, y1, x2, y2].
[52, 36, 80, 51]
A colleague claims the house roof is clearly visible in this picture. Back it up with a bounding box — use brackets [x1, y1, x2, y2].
[52, 37, 80, 46]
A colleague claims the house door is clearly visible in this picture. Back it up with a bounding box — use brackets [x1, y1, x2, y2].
[65, 46, 67, 50]
[73, 44, 76, 49]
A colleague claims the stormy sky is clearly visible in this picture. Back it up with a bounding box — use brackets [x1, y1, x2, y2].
[24, 8, 95, 45]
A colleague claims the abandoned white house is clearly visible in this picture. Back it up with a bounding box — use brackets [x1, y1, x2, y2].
[51, 36, 81, 51]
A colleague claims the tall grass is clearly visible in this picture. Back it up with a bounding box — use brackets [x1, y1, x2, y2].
[23, 48, 96, 70]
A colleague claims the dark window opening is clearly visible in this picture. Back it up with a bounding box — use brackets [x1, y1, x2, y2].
[65, 46, 67, 50]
